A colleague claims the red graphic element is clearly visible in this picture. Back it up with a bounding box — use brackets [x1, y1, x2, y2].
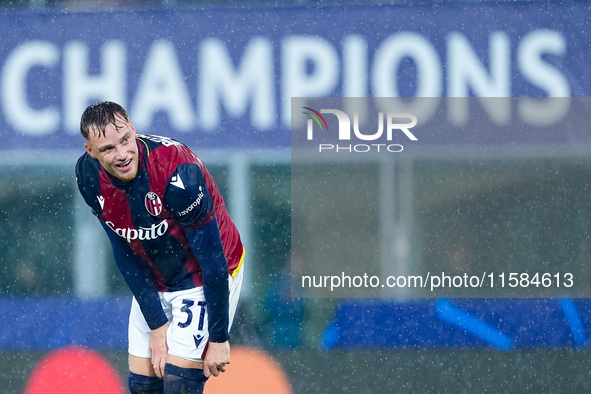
[303, 107, 329, 130]
[25, 346, 125, 394]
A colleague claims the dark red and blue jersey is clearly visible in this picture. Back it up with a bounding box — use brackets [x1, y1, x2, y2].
[76, 134, 243, 341]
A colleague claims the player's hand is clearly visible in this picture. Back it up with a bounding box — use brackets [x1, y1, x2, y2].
[203, 341, 231, 378]
[150, 323, 169, 378]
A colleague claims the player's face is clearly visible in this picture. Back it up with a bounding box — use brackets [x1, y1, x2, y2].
[84, 115, 139, 182]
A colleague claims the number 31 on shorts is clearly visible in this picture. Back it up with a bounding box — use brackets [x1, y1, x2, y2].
[178, 299, 206, 330]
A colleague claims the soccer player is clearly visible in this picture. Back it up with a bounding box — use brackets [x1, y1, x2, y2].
[75, 101, 244, 394]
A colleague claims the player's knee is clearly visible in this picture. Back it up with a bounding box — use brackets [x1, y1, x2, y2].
[163, 363, 207, 394]
[128, 372, 164, 394]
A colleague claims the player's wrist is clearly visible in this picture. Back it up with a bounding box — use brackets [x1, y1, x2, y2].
[208, 333, 229, 343]
[151, 322, 168, 332]
[147, 315, 169, 331]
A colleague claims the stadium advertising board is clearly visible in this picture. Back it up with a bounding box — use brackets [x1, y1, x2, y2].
[0, 3, 590, 151]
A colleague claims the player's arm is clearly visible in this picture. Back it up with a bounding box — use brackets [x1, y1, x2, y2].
[77, 155, 168, 375]
[100, 221, 168, 330]
[185, 218, 231, 378]
[164, 163, 230, 344]
[101, 222, 170, 376]
[185, 218, 230, 342]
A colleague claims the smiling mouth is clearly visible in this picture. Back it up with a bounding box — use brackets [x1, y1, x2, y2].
[116, 159, 132, 169]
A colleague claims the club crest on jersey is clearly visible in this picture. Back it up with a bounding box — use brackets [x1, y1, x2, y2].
[145, 192, 163, 216]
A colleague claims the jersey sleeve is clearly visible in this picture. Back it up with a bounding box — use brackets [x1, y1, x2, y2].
[100, 221, 168, 330]
[164, 163, 216, 230]
[164, 162, 230, 342]
[185, 219, 230, 342]
[75, 153, 104, 218]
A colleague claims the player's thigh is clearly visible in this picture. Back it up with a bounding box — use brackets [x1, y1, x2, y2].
[129, 354, 157, 376]
[166, 287, 209, 362]
[128, 297, 154, 359]
[166, 272, 243, 362]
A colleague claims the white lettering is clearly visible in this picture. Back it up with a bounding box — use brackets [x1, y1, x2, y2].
[372, 32, 441, 120]
[343, 35, 368, 97]
[139, 134, 182, 147]
[321, 109, 350, 140]
[131, 40, 194, 132]
[518, 30, 570, 125]
[106, 220, 169, 243]
[315, 110, 417, 142]
[63, 40, 126, 133]
[353, 112, 383, 141]
[317, 144, 404, 153]
[282, 36, 339, 127]
[343, 35, 370, 120]
[387, 113, 418, 141]
[447, 32, 511, 125]
[387, 144, 404, 152]
[199, 37, 275, 131]
[0, 29, 574, 138]
[1, 41, 59, 135]
[178, 190, 205, 216]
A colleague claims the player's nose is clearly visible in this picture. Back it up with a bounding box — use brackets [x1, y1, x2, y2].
[114, 144, 128, 160]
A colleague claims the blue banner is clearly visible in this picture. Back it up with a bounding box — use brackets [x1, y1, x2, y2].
[0, 3, 590, 151]
[321, 298, 591, 350]
[2, 296, 589, 351]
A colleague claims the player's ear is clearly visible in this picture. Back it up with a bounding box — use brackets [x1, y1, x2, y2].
[129, 120, 136, 134]
[84, 142, 96, 158]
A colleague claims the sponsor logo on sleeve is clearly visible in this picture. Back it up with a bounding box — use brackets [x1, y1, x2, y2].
[178, 186, 205, 216]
